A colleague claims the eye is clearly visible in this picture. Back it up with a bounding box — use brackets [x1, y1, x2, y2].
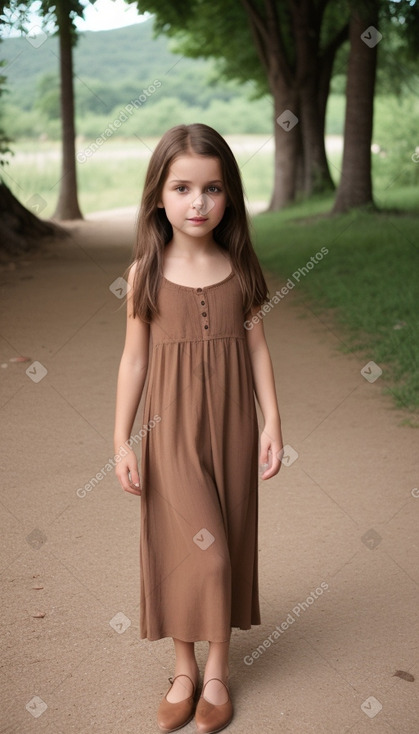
[207, 186, 221, 194]
[175, 186, 188, 193]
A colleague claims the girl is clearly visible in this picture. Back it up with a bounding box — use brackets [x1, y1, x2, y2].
[114, 124, 283, 733]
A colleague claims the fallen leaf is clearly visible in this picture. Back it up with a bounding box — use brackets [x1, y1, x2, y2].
[32, 585, 44, 590]
[32, 612, 46, 618]
[393, 670, 414, 682]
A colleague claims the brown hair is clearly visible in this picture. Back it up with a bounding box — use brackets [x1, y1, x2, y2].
[130, 123, 268, 321]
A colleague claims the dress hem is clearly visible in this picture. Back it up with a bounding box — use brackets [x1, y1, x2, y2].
[140, 622, 261, 643]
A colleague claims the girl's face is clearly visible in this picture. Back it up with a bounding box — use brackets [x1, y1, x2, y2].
[158, 153, 227, 243]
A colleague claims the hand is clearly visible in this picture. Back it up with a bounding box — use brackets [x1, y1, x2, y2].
[259, 428, 283, 480]
[115, 449, 142, 495]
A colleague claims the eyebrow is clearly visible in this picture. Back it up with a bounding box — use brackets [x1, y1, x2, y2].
[168, 179, 223, 185]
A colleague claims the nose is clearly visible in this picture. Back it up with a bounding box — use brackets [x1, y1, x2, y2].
[193, 193, 204, 209]
[192, 193, 214, 216]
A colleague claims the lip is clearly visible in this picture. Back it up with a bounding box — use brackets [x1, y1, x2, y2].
[187, 217, 208, 223]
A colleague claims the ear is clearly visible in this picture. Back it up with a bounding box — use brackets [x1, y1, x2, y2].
[157, 201, 164, 209]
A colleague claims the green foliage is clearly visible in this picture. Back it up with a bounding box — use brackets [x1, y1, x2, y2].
[373, 95, 419, 189]
[137, 0, 350, 96]
[2, 0, 85, 42]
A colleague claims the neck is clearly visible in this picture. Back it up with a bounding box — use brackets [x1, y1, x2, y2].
[168, 231, 218, 256]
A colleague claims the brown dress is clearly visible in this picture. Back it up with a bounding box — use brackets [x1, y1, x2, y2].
[139, 270, 261, 642]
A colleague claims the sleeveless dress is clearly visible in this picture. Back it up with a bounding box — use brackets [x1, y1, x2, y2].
[139, 270, 261, 642]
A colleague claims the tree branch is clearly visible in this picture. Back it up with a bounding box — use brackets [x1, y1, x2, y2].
[239, 0, 270, 70]
[240, 0, 269, 46]
[322, 20, 349, 61]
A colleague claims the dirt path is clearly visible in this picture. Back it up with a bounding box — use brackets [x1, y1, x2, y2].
[1, 217, 418, 734]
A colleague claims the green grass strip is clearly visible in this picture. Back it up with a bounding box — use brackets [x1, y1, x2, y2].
[252, 192, 419, 415]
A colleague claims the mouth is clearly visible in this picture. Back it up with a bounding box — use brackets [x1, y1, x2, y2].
[188, 217, 208, 222]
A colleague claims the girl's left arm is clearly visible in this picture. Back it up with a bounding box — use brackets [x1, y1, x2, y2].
[246, 311, 284, 479]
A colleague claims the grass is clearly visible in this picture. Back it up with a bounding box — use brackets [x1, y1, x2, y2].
[252, 195, 419, 415]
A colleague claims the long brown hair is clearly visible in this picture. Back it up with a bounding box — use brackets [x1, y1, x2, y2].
[130, 123, 268, 321]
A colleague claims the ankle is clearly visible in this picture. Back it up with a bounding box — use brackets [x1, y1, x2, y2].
[203, 664, 229, 685]
[174, 660, 199, 682]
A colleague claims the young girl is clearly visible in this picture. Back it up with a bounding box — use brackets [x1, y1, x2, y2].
[114, 124, 283, 733]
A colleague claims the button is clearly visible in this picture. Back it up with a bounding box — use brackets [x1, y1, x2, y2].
[204, 325, 209, 330]
[202, 312, 207, 317]
[196, 287, 203, 293]
[200, 300, 205, 306]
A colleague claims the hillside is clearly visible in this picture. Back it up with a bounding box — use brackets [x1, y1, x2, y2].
[1, 19, 249, 113]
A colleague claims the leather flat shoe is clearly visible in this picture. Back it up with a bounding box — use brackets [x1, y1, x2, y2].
[157, 673, 198, 733]
[195, 678, 233, 733]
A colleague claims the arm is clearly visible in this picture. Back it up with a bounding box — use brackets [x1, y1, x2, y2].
[245, 310, 284, 479]
[114, 263, 150, 495]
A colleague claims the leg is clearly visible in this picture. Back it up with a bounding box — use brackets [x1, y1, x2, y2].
[202, 633, 231, 705]
[166, 638, 200, 703]
[194, 633, 233, 732]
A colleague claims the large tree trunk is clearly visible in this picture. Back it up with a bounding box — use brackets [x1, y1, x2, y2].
[53, 3, 83, 220]
[241, 0, 349, 210]
[268, 85, 300, 209]
[332, 2, 378, 213]
[299, 82, 335, 194]
[293, 0, 335, 196]
[0, 182, 67, 258]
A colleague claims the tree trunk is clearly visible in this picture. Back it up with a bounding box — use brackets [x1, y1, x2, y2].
[299, 82, 335, 194]
[268, 86, 300, 210]
[53, 3, 83, 220]
[292, 0, 335, 195]
[241, 0, 348, 210]
[0, 182, 67, 258]
[332, 2, 378, 213]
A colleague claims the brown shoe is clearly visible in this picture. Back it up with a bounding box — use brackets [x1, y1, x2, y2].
[157, 674, 198, 733]
[194, 678, 233, 733]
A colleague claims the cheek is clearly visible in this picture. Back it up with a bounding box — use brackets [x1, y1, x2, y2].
[214, 196, 227, 217]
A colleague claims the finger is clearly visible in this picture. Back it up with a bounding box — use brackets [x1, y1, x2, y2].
[124, 485, 142, 496]
[117, 467, 140, 495]
[129, 468, 141, 489]
[259, 445, 269, 466]
[261, 450, 282, 480]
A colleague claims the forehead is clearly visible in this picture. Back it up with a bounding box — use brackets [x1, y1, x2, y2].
[166, 154, 223, 182]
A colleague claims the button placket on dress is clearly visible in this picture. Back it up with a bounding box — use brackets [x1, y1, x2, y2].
[195, 287, 209, 334]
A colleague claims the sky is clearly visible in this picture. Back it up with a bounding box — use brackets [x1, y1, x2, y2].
[1, 0, 149, 37]
[74, 0, 149, 32]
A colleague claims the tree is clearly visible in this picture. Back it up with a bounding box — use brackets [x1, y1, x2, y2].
[0, 180, 67, 256]
[332, 0, 419, 213]
[2, 1, 83, 220]
[0, 38, 65, 254]
[53, 0, 83, 219]
[135, 0, 349, 209]
[332, 1, 379, 213]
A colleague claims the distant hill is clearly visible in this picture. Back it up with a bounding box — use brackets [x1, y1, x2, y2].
[1, 19, 248, 113]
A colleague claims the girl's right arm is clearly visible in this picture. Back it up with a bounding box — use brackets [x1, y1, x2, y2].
[114, 263, 150, 495]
